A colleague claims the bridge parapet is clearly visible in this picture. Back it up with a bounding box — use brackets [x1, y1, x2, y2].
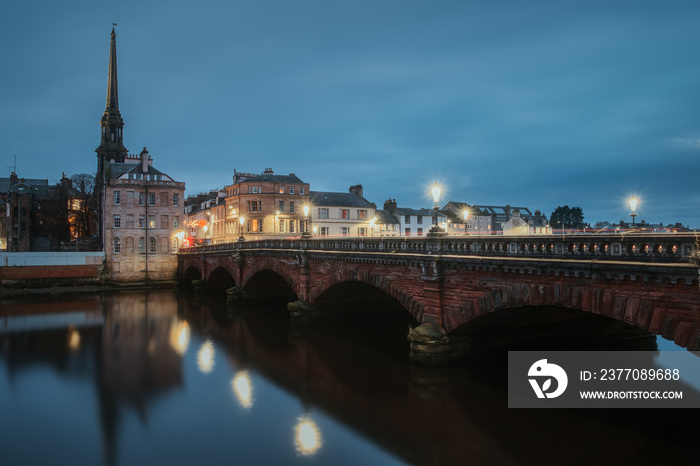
[180, 232, 698, 262]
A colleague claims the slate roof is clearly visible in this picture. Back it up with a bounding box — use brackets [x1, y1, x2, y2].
[395, 207, 433, 217]
[108, 162, 170, 180]
[310, 191, 373, 208]
[0, 177, 48, 193]
[237, 173, 305, 185]
[375, 210, 400, 225]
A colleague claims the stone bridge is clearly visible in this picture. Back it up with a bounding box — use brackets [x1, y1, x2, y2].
[178, 233, 700, 362]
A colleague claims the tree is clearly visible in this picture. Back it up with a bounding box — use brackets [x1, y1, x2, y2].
[549, 205, 585, 231]
[69, 173, 98, 239]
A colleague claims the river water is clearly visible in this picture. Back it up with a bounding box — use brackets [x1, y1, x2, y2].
[0, 290, 697, 466]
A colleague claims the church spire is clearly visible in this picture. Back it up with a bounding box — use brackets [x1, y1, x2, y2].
[96, 24, 127, 179]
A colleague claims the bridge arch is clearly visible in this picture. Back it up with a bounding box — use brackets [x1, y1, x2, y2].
[180, 266, 203, 288]
[207, 266, 236, 291]
[309, 269, 425, 323]
[240, 259, 301, 299]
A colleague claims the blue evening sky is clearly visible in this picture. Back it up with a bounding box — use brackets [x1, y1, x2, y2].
[1, 1, 699, 227]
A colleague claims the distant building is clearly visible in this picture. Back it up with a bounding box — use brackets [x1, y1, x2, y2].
[309, 185, 376, 236]
[223, 168, 309, 239]
[502, 209, 551, 235]
[382, 199, 445, 237]
[441, 201, 492, 235]
[97, 28, 185, 281]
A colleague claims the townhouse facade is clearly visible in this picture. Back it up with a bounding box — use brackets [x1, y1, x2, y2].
[309, 185, 376, 237]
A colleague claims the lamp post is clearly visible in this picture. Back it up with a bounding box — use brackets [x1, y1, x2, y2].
[238, 216, 246, 242]
[369, 218, 376, 237]
[428, 184, 444, 236]
[462, 209, 470, 235]
[629, 198, 638, 227]
[302, 205, 312, 238]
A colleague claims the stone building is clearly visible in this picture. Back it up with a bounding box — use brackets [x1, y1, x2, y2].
[223, 169, 309, 239]
[97, 28, 185, 281]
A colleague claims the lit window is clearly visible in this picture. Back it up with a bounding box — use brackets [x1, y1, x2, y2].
[279, 187, 284, 194]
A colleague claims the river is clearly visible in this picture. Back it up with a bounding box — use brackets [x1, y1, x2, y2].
[0, 290, 697, 465]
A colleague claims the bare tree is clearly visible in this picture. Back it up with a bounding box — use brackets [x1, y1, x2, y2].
[69, 173, 98, 239]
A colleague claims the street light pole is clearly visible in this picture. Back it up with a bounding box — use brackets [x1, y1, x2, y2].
[302, 205, 312, 239]
[629, 198, 638, 227]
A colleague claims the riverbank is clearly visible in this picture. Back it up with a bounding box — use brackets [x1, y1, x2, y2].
[0, 281, 179, 300]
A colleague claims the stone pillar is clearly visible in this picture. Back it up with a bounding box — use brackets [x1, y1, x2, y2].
[407, 323, 469, 364]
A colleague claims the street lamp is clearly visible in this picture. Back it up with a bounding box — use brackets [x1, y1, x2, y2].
[429, 184, 444, 235]
[369, 218, 376, 237]
[238, 216, 246, 241]
[462, 209, 470, 235]
[302, 205, 312, 238]
[629, 198, 638, 227]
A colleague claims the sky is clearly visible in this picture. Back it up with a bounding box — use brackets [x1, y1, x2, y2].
[1, 0, 699, 227]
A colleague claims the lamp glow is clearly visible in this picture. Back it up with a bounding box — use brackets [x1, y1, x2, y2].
[169, 320, 190, 355]
[294, 416, 322, 456]
[232, 371, 253, 409]
[197, 340, 215, 374]
[431, 185, 441, 205]
[629, 198, 638, 212]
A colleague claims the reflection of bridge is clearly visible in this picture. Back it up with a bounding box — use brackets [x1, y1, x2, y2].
[182, 297, 700, 466]
[179, 233, 700, 362]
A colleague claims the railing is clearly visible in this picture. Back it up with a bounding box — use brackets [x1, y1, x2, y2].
[179, 232, 699, 263]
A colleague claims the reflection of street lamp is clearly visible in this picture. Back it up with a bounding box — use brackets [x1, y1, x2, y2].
[462, 209, 470, 235]
[238, 216, 246, 241]
[429, 184, 444, 235]
[629, 198, 638, 226]
[302, 205, 312, 238]
[369, 218, 376, 237]
[295, 415, 322, 456]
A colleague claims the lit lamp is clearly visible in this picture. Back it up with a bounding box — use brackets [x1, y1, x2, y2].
[302, 205, 312, 238]
[629, 198, 638, 227]
[428, 184, 445, 236]
[238, 216, 246, 241]
[369, 217, 376, 237]
[462, 209, 470, 235]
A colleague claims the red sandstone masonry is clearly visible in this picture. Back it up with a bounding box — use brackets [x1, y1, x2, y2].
[0, 265, 100, 280]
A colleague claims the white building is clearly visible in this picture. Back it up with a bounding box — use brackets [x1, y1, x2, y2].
[309, 186, 376, 237]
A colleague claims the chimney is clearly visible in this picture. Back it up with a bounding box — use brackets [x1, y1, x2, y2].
[140, 147, 149, 173]
[349, 184, 364, 198]
[263, 168, 274, 175]
[384, 198, 397, 215]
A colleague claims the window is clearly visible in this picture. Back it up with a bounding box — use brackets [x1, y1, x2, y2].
[149, 237, 156, 253]
[358, 209, 367, 220]
[113, 215, 121, 228]
[278, 201, 284, 213]
[417, 216, 423, 225]
[279, 219, 285, 233]
[139, 216, 145, 228]
[358, 227, 367, 236]
[149, 192, 156, 206]
[300, 187, 305, 195]
[405, 215, 411, 224]
[149, 215, 155, 228]
[113, 237, 120, 253]
[172, 237, 179, 251]
[279, 186, 284, 194]
[114, 191, 121, 205]
[289, 220, 295, 233]
[173, 216, 179, 228]
[417, 228, 423, 236]
[341, 227, 349, 236]
[289, 202, 295, 213]
[405, 228, 411, 236]
[320, 227, 328, 236]
[341, 209, 350, 219]
[139, 192, 145, 206]
[128, 173, 134, 180]
[172, 193, 179, 206]
[318, 208, 329, 219]
[139, 237, 145, 253]
[249, 201, 258, 213]
[290, 187, 295, 194]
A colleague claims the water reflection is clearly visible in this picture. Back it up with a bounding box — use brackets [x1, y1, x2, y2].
[197, 339, 215, 374]
[294, 414, 322, 456]
[1, 291, 698, 466]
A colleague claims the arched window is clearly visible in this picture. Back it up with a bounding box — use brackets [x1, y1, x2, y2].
[113, 237, 120, 254]
[149, 237, 156, 253]
[139, 237, 145, 253]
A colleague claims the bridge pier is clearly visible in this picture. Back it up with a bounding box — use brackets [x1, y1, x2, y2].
[408, 323, 469, 365]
